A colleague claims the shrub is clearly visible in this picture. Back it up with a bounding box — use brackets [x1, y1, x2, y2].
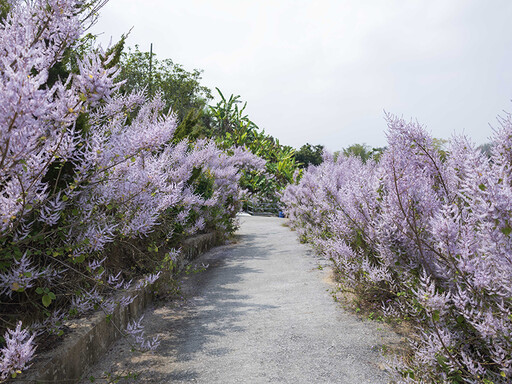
[0, 0, 264, 378]
[282, 113, 512, 383]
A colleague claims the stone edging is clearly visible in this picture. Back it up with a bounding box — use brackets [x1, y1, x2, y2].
[20, 232, 221, 383]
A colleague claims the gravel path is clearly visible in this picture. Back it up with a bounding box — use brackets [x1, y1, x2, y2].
[81, 216, 401, 383]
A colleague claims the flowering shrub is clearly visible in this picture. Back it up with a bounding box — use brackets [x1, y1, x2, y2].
[0, 0, 264, 379]
[282, 113, 512, 383]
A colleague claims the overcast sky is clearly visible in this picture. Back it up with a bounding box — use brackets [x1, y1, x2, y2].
[91, 0, 512, 151]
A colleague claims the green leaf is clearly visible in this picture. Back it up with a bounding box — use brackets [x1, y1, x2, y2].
[501, 226, 512, 236]
[48, 292, 56, 300]
[432, 310, 440, 322]
[73, 254, 85, 263]
[478, 183, 487, 191]
[42, 295, 52, 307]
[36, 287, 44, 295]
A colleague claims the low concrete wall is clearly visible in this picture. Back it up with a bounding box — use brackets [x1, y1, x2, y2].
[181, 232, 220, 263]
[21, 231, 221, 383]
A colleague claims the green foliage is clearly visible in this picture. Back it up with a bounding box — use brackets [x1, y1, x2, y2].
[0, 0, 10, 21]
[117, 45, 212, 122]
[342, 143, 373, 163]
[337, 143, 385, 163]
[173, 109, 205, 143]
[207, 88, 257, 136]
[294, 143, 324, 168]
[209, 89, 300, 202]
[336, 138, 448, 165]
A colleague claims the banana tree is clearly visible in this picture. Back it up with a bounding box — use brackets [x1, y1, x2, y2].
[209, 90, 300, 205]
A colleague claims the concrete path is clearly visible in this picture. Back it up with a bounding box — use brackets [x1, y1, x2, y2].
[81, 216, 400, 383]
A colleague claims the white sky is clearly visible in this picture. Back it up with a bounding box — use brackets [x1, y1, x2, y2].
[90, 0, 512, 151]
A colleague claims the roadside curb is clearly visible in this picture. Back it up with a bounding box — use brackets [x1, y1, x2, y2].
[21, 232, 222, 383]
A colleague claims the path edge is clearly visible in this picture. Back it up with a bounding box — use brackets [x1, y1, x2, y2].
[21, 231, 223, 384]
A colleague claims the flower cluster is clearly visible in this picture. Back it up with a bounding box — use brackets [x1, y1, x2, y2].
[282, 113, 512, 383]
[0, 322, 36, 380]
[125, 316, 160, 352]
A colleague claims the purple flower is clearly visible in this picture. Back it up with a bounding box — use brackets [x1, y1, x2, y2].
[282, 112, 512, 382]
[0, 322, 36, 379]
[125, 316, 160, 352]
[0, 253, 44, 297]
